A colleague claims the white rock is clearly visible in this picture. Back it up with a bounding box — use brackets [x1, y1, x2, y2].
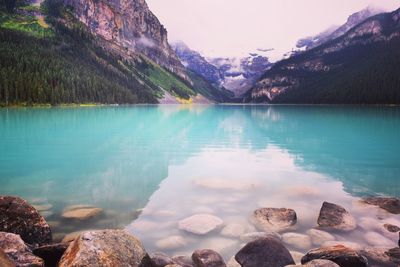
[282, 233, 312, 250]
[178, 214, 224, 235]
[306, 229, 336, 246]
[221, 223, 247, 238]
[364, 232, 396, 247]
[155, 235, 187, 250]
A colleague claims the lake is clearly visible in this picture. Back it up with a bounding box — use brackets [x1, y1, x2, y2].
[0, 105, 399, 261]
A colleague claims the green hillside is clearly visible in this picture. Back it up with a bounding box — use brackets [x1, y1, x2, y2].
[0, 0, 229, 106]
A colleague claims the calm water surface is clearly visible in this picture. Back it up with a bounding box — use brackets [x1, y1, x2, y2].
[0, 105, 399, 260]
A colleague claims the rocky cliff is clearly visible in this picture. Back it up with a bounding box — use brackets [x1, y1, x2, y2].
[63, 0, 190, 83]
[247, 7, 400, 104]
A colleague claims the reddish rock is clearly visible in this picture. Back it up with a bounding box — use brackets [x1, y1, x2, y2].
[0, 196, 52, 247]
[317, 202, 356, 231]
[301, 245, 367, 267]
[252, 208, 297, 232]
[0, 248, 15, 267]
[362, 197, 400, 214]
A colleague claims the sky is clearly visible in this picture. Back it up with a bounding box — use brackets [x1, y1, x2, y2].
[146, 0, 399, 61]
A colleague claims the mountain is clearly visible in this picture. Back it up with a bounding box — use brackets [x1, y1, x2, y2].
[0, 0, 230, 105]
[172, 41, 222, 85]
[246, 8, 400, 104]
[172, 42, 272, 97]
[296, 7, 383, 50]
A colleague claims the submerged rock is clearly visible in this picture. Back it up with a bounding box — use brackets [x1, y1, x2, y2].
[0, 196, 52, 247]
[252, 208, 297, 232]
[364, 231, 395, 247]
[282, 233, 312, 250]
[192, 249, 226, 267]
[32, 204, 53, 212]
[220, 223, 247, 238]
[58, 230, 152, 267]
[61, 231, 87, 243]
[235, 237, 295, 267]
[301, 245, 368, 267]
[317, 202, 356, 231]
[178, 214, 224, 235]
[240, 231, 282, 243]
[151, 252, 174, 267]
[33, 243, 69, 267]
[362, 197, 400, 214]
[0, 248, 15, 267]
[155, 235, 187, 250]
[61, 205, 103, 220]
[0, 232, 44, 267]
[306, 229, 336, 246]
[384, 223, 400, 233]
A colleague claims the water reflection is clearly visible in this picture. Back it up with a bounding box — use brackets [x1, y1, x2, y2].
[0, 105, 399, 251]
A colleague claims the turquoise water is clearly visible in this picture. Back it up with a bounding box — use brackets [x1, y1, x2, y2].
[0, 106, 399, 260]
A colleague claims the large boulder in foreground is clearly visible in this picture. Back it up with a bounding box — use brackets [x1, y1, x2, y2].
[252, 208, 297, 232]
[317, 202, 356, 231]
[0, 196, 52, 247]
[178, 214, 224, 235]
[0, 232, 44, 267]
[235, 237, 295, 267]
[362, 197, 400, 214]
[58, 230, 152, 267]
[192, 249, 226, 267]
[301, 245, 367, 267]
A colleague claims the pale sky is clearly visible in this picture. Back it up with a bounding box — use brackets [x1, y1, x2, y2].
[146, 0, 399, 60]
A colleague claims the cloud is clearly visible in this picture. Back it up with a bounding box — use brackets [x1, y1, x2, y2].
[136, 36, 155, 48]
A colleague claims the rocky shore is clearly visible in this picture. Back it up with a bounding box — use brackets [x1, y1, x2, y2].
[0, 196, 399, 267]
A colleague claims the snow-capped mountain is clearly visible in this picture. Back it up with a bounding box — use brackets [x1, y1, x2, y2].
[296, 6, 384, 50]
[172, 42, 272, 97]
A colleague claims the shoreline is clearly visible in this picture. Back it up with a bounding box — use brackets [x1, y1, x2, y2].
[0, 195, 399, 266]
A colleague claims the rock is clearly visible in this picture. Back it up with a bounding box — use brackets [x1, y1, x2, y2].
[240, 231, 282, 243]
[61, 205, 103, 220]
[384, 223, 400, 233]
[151, 252, 174, 267]
[0, 232, 44, 267]
[317, 202, 356, 231]
[178, 214, 224, 235]
[364, 231, 395, 247]
[360, 247, 399, 266]
[172, 255, 194, 267]
[155, 236, 187, 250]
[0, 196, 52, 247]
[33, 243, 69, 267]
[301, 245, 368, 267]
[282, 233, 312, 251]
[321, 241, 363, 251]
[61, 231, 87, 243]
[252, 208, 297, 232]
[303, 259, 340, 266]
[192, 249, 226, 267]
[220, 223, 247, 238]
[362, 197, 400, 214]
[0, 248, 15, 267]
[58, 230, 152, 267]
[235, 237, 295, 267]
[306, 229, 336, 246]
